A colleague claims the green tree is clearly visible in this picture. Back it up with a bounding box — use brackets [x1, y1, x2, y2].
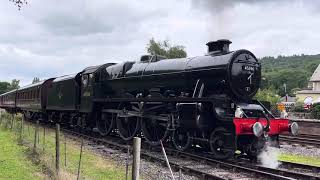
[0, 79, 19, 94]
[9, 79, 20, 90]
[0, 82, 11, 94]
[260, 54, 320, 96]
[32, 77, 40, 84]
[147, 38, 187, 59]
[254, 87, 280, 106]
[311, 104, 320, 119]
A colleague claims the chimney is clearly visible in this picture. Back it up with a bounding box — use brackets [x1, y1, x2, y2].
[206, 39, 232, 55]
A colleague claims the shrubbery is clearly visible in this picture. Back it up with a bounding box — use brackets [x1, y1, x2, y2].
[311, 104, 320, 119]
[292, 102, 306, 112]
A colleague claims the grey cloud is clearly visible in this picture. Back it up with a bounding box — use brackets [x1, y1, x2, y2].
[30, 0, 168, 37]
[192, 0, 277, 12]
[1, 0, 320, 86]
[192, 0, 320, 14]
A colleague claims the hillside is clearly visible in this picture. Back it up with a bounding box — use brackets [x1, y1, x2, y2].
[260, 54, 320, 96]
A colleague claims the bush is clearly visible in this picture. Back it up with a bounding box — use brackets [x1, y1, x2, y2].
[311, 104, 320, 119]
[292, 102, 306, 112]
[254, 87, 280, 106]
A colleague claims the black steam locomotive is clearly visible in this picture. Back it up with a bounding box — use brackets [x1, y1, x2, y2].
[0, 40, 298, 159]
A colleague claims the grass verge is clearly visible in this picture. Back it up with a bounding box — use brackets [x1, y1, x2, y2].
[0, 129, 43, 180]
[279, 153, 320, 167]
[22, 121, 127, 180]
[0, 113, 128, 180]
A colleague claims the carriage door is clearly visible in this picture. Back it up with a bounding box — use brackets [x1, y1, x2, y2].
[80, 73, 93, 112]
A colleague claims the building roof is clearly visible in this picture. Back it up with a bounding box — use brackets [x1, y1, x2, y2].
[310, 64, 320, 82]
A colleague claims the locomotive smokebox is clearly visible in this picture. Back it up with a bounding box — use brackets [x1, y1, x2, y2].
[206, 39, 232, 55]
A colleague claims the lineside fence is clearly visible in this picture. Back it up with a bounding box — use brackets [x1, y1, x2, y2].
[0, 110, 196, 180]
[0, 112, 86, 179]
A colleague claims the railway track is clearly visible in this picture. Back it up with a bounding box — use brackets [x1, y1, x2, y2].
[279, 134, 320, 147]
[60, 129, 320, 179]
[279, 161, 320, 173]
[23, 120, 320, 179]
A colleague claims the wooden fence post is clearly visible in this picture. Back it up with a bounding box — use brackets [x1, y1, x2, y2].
[0, 110, 2, 125]
[33, 121, 39, 152]
[43, 127, 46, 151]
[56, 124, 60, 174]
[37, 123, 40, 145]
[27, 122, 30, 136]
[64, 135, 67, 167]
[19, 115, 24, 144]
[77, 138, 84, 180]
[10, 114, 14, 130]
[126, 145, 130, 180]
[132, 137, 141, 180]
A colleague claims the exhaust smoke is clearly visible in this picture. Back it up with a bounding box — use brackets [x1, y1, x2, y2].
[258, 141, 281, 169]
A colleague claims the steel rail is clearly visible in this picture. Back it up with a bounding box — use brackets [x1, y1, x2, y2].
[166, 149, 320, 180]
[279, 135, 320, 146]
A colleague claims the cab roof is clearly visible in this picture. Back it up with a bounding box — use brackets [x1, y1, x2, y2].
[82, 63, 116, 74]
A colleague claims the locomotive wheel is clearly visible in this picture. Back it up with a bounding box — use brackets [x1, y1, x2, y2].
[172, 128, 192, 151]
[97, 112, 115, 136]
[141, 116, 169, 146]
[116, 104, 141, 141]
[209, 127, 234, 159]
[141, 92, 169, 145]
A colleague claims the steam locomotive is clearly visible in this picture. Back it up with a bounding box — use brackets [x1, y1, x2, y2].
[0, 39, 298, 159]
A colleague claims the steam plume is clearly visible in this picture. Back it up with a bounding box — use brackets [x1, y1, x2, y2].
[258, 144, 281, 169]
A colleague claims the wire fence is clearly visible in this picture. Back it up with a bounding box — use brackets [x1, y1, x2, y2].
[0, 112, 90, 180]
[0, 111, 188, 180]
[269, 104, 315, 119]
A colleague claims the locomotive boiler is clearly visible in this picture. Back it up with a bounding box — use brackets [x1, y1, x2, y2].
[102, 39, 260, 100]
[0, 39, 298, 160]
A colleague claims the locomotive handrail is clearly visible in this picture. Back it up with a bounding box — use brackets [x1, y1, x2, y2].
[262, 111, 271, 132]
[256, 100, 276, 119]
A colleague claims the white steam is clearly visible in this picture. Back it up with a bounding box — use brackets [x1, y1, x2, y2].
[258, 144, 281, 169]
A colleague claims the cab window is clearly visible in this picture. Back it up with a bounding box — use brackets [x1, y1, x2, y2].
[88, 74, 93, 86]
[82, 75, 88, 87]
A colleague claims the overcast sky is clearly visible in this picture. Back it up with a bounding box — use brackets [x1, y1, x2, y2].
[1, 0, 320, 86]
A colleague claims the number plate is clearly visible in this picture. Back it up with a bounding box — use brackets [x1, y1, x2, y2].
[242, 65, 255, 72]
